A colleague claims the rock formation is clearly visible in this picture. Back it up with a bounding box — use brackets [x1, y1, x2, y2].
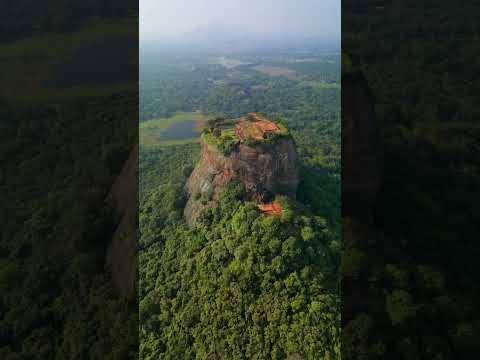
[105, 144, 137, 296]
[184, 114, 299, 226]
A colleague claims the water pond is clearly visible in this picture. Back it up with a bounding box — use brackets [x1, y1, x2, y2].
[159, 120, 201, 140]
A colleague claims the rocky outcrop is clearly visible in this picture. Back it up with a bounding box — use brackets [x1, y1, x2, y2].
[105, 144, 137, 296]
[184, 135, 299, 226]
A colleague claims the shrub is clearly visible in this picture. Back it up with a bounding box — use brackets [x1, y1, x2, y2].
[385, 290, 417, 325]
[217, 136, 237, 155]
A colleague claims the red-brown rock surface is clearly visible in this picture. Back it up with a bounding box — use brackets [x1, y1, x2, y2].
[184, 133, 299, 226]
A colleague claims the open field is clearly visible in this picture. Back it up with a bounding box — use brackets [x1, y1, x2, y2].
[213, 57, 253, 69]
[253, 65, 302, 80]
[140, 112, 208, 147]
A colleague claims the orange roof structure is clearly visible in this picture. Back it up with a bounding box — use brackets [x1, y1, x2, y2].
[235, 113, 281, 141]
[256, 121, 279, 132]
[258, 201, 283, 215]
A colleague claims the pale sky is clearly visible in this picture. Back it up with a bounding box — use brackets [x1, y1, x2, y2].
[140, 0, 340, 43]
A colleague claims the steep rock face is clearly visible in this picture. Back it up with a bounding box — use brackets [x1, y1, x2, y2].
[184, 136, 299, 225]
[105, 144, 137, 296]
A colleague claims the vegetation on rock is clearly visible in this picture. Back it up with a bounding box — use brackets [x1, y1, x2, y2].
[139, 51, 340, 359]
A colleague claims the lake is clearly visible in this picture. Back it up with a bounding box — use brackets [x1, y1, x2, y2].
[159, 120, 201, 140]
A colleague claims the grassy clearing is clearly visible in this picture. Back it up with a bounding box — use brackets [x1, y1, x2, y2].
[140, 112, 208, 129]
[253, 65, 301, 80]
[140, 112, 208, 147]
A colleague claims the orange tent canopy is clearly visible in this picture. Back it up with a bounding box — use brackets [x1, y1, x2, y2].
[258, 201, 283, 215]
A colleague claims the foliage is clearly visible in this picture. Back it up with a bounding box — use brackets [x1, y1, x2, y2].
[385, 290, 417, 326]
[342, 314, 385, 359]
[140, 53, 340, 129]
[342, 2, 480, 356]
[139, 50, 341, 358]
[0, 94, 138, 358]
[202, 126, 239, 156]
[140, 173, 340, 359]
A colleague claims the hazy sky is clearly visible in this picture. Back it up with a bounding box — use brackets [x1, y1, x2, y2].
[140, 0, 340, 42]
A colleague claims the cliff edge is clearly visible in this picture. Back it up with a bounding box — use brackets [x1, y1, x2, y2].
[105, 144, 137, 296]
